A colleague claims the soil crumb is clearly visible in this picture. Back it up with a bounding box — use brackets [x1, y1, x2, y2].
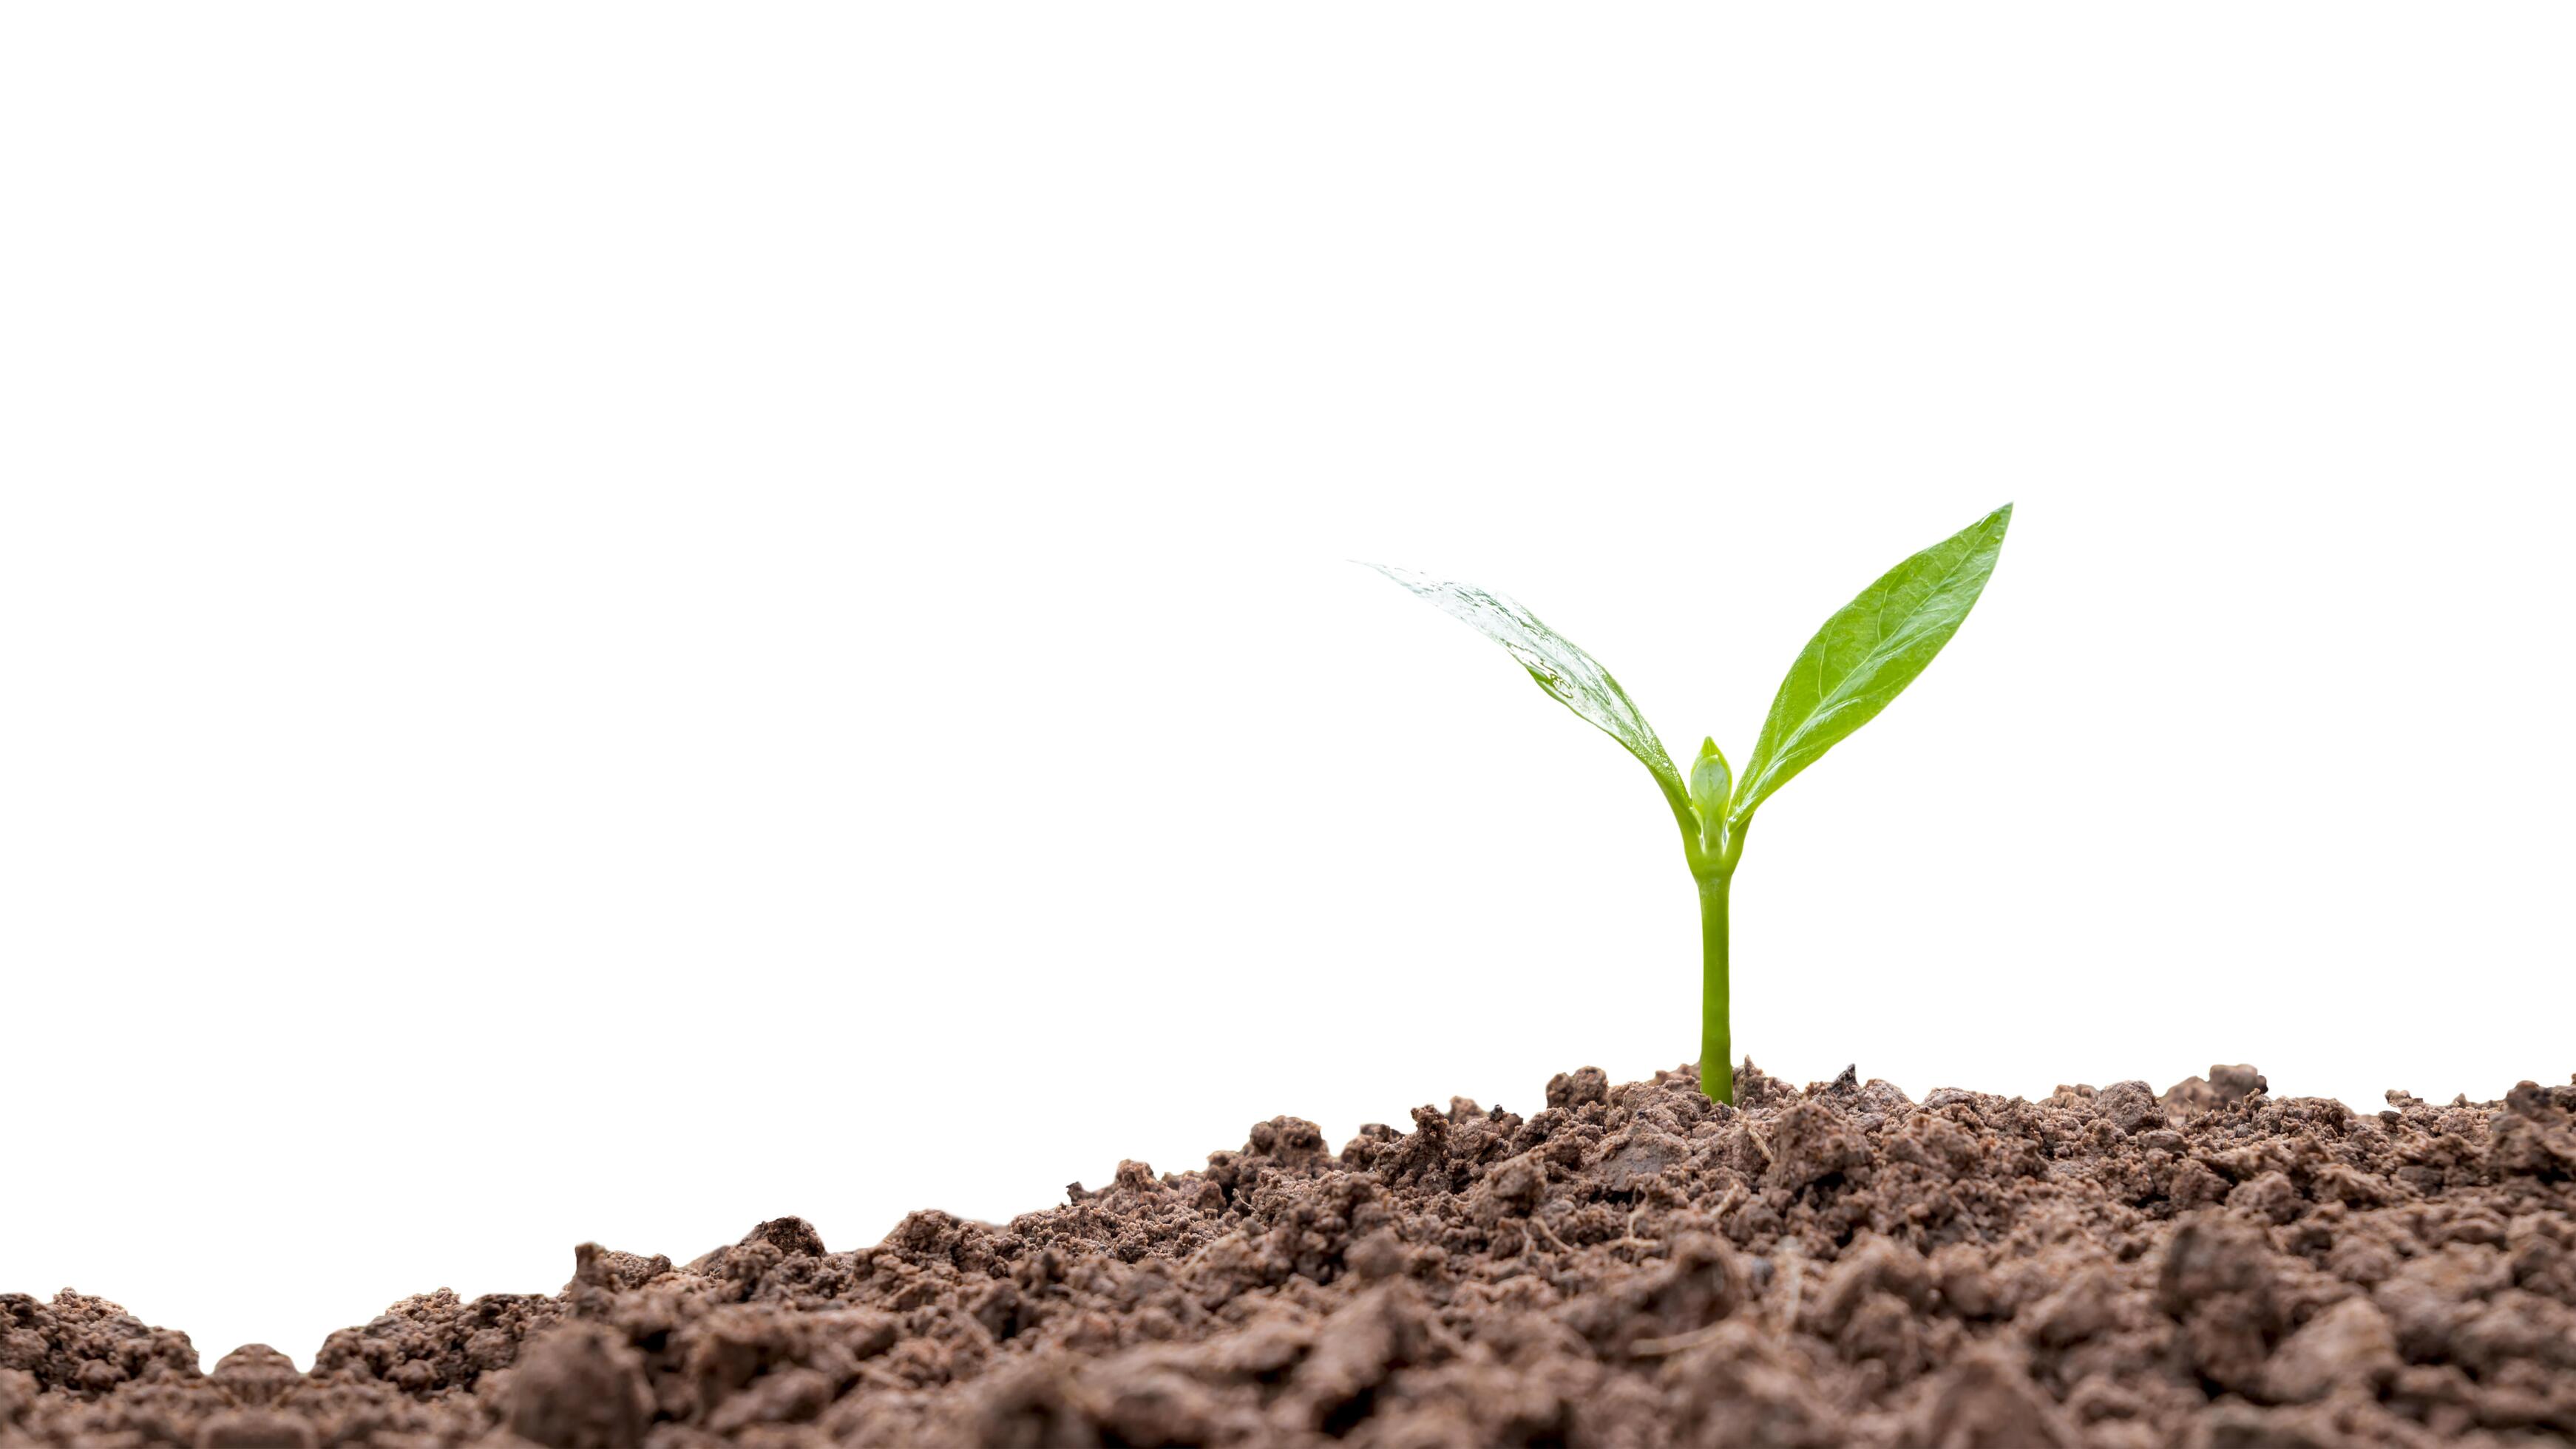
[9, 1063, 2576, 1448]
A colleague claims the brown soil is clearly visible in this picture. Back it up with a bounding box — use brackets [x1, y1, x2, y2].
[8, 1062, 2576, 1449]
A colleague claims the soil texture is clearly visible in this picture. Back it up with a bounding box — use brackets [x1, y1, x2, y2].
[7, 1062, 2576, 1448]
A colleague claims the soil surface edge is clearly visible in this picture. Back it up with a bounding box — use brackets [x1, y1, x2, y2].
[8, 1062, 2576, 1447]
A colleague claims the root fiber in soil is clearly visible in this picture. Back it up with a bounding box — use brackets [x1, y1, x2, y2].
[7, 1062, 2576, 1448]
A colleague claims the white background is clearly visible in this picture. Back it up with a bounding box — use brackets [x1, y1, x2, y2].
[4, 6, 2571, 1369]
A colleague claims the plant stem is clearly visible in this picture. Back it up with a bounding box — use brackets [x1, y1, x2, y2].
[1698, 869, 1732, 1104]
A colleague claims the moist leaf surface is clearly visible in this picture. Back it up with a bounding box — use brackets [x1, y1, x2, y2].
[1729, 504, 2011, 825]
[1369, 563, 1687, 815]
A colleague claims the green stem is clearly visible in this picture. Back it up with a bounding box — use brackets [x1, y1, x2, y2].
[1698, 870, 1732, 1104]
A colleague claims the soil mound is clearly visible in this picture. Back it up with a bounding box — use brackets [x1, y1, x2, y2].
[7, 1062, 2576, 1448]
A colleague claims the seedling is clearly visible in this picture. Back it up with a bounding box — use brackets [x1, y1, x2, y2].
[1369, 505, 2011, 1104]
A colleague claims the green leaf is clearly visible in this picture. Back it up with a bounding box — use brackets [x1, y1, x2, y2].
[1687, 737, 1732, 850]
[1728, 504, 2013, 826]
[1367, 563, 1690, 823]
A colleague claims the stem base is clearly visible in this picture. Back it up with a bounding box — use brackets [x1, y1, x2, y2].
[1698, 872, 1732, 1104]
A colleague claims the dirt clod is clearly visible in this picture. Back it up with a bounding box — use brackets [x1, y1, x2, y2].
[8, 1061, 2576, 1447]
[504, 1323, 652, 1449]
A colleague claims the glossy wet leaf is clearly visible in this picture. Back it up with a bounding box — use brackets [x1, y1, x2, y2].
[1366, 563, 1687, 816]
[1728, 504, 2012, 826]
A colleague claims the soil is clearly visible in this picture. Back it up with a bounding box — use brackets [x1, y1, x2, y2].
[7, 1062, 2576, 1449]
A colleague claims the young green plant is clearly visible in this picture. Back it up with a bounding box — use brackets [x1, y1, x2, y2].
[1369, 504, 2011, 1104]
